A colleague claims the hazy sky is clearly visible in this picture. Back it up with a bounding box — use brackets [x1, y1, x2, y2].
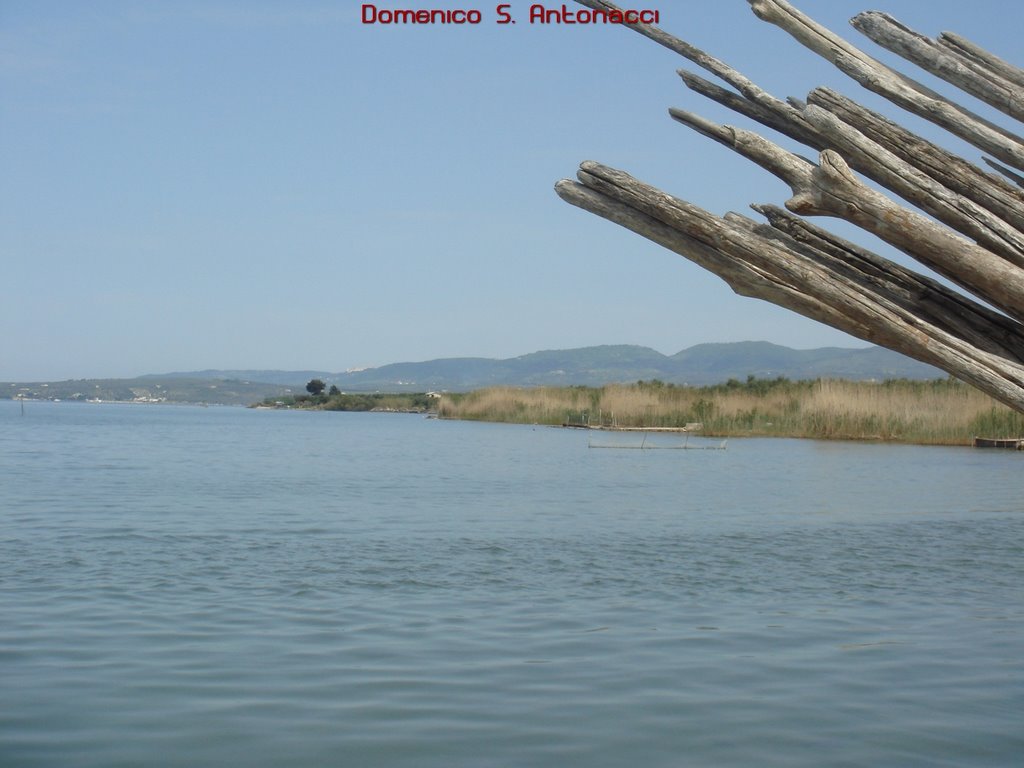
[3, 1, 1021, 379]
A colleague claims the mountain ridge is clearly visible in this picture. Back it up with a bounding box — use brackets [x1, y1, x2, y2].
[147, 341, 945, 391]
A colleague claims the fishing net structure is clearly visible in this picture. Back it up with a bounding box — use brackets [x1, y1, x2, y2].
[556, 0, 1024, 412]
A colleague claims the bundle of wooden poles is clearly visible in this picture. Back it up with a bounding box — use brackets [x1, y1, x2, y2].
[555, 0, 1024, 412]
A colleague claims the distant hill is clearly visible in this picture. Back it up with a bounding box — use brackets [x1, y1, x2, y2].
[144, 341, 946, 393]
[665, 342, 942, 384]
[3, 343, 947, 405]
[4, 377, 297, 407]
[141, 369, 332, 387]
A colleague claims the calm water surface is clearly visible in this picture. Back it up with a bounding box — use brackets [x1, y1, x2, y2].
[2, 401, 1022, 766]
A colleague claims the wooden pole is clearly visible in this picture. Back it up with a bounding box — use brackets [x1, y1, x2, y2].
[559, 0, 1024, 412]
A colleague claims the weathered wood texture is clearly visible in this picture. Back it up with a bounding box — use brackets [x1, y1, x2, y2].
[850, 12, 1023, 123]
[559, 0, 1024, 412]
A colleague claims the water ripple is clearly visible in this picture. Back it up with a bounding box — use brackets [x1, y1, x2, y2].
[2, 405, 1023, 766]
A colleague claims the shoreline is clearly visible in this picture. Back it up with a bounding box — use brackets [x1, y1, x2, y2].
[434, 379, 1024, 448]
[446, 415, 1021, 449]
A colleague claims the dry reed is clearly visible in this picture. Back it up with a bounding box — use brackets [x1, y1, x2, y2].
[437, 378, 1024, 445]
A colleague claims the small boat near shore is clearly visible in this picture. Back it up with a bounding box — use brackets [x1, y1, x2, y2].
[562, 423, 704, 433]
[973, 436, 1023, 449]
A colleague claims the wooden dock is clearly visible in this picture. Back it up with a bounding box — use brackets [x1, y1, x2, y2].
[562, 423, 704, 433]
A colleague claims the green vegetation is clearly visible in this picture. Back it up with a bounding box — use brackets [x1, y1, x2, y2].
[436, 377, 1024, 445]
[257, 384, 434, 413]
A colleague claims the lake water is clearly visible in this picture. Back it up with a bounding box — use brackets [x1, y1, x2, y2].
[2, 400, 1022, 767]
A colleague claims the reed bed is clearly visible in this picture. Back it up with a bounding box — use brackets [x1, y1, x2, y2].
[436, 378, 1024, 445]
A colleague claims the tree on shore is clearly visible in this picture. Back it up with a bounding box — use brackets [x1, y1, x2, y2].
[306, 378, 326, 396]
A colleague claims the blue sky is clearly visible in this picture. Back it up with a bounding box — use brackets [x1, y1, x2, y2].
[3, 1, 1021, 379]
